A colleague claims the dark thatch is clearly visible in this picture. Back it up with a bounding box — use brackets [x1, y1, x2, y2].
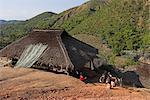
[0, 29, 99, 73]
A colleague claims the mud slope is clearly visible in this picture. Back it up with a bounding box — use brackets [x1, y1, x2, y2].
[0, 67, 150, 100]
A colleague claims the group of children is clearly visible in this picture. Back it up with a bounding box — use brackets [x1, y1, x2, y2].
[99, 71, 117, 89]
[78, 70, 117, 89]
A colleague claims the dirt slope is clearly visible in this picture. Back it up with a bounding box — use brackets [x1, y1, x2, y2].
[0, 67, 150, 100]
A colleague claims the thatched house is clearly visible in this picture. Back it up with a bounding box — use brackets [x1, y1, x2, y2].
[0, 29, 100, 74]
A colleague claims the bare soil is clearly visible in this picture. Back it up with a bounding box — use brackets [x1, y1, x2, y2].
[0, 67, 150, 100]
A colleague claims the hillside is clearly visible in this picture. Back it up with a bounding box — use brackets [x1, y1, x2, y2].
[0, 0, 149, 65]
[0, 20, 9, 25]
[0, 67, 150, 99]
[69, 0, 149, 55]
[0, 20, 22, 25]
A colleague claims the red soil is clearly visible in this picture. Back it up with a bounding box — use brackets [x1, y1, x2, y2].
[0, 67, 150, 100]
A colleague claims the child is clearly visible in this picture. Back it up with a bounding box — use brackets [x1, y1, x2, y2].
[79, 72, 87, 81]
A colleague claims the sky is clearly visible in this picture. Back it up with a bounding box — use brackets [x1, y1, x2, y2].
[0, 0, 89, 20]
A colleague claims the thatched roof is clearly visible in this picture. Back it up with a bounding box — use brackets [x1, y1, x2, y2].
[0, 29, 99, 73]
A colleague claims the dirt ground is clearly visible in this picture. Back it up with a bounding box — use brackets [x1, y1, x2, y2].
[0, 67, 150, 100]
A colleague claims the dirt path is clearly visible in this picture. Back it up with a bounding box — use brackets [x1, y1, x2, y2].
[0, 67, 150, 100]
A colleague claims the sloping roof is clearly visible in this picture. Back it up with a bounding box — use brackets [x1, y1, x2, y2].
[62, 35, 98, 70]
[0, 29, 98, 72]
[0, 29, 72, 69]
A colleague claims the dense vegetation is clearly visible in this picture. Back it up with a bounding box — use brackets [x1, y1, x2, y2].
[0, 0, 149, 65]
[68, 0, 149, 55]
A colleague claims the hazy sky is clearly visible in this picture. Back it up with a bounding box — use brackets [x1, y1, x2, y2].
[0, 0, 89, 20]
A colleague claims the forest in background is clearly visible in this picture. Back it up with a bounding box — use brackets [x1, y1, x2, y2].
[0, 0, 149, 67]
